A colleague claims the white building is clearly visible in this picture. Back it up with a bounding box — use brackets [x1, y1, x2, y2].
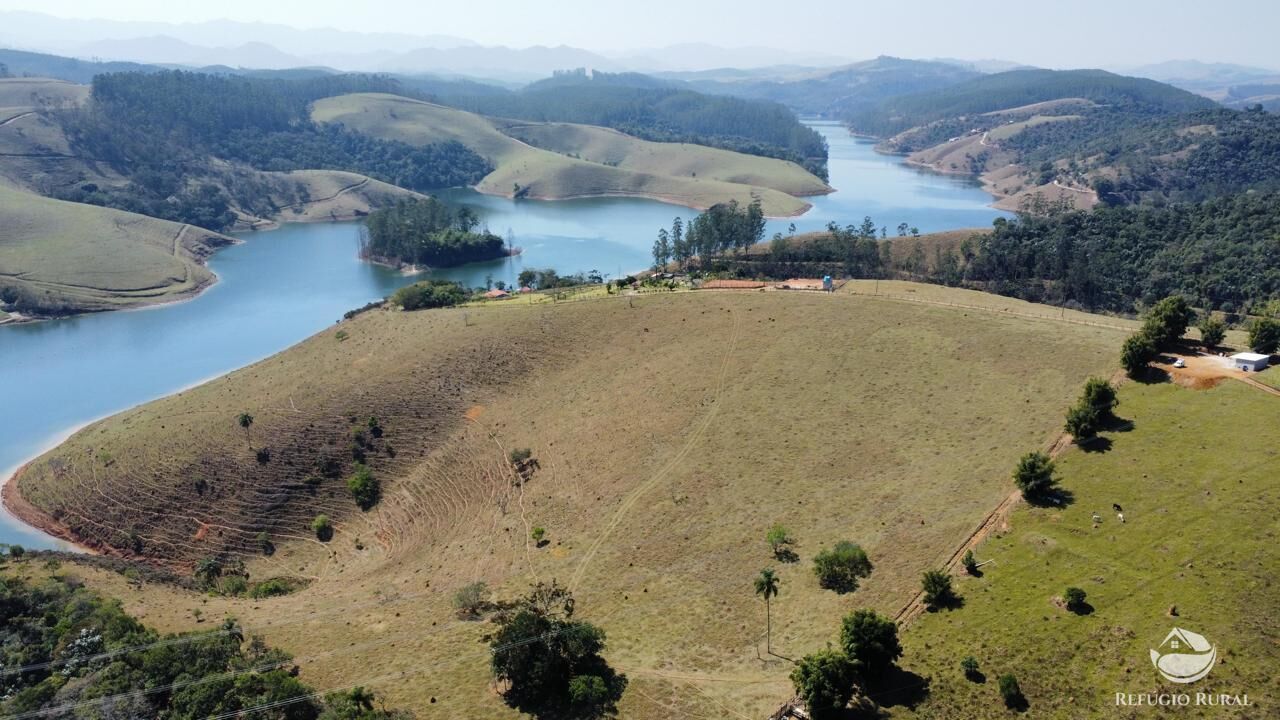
[1230, 352, 1271, 372]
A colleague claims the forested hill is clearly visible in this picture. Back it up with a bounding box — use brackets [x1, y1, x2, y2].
[846, 68, 1216, 138]
[53, 71, 491, 230]
[434, 69, 831, 180]
[672, 56, 983, 118]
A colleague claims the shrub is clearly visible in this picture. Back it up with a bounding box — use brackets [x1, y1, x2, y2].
[509, 448, 533, 465]
[812, 541, 873, 594]
[922, 569, 957, 607]
[1198, 316, 1226, 348]
[839, 608, 902, 677]
[766, 523, 795, 560]
[1249, 317, 1280, 354]
[789, 649, 858, 719]
[7, 544, 24, 559]
[248, 578, 297, 599]
[1064, 586, 1087, 612]
[961, 656, 980, 680]
[347, 464, 380, 510]
[453, 581, 490, 619]
[999, 674, 1026, 709]
[962, 549, 978, 575]
[531, 527, 546, 544]
[256, 532, 274, 556]
[1012, 452, 1057, 499]
[391, 280, 468, 311]
[312, 514, 333, 541]
[219, 576, 248, 596]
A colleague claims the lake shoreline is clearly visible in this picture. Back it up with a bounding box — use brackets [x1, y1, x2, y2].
[1, 462, 105, 556]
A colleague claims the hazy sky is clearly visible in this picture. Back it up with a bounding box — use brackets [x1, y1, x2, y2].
[2, 0, 1277, 68]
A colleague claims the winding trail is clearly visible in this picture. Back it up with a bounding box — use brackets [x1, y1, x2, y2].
[568, 311, 742, 592]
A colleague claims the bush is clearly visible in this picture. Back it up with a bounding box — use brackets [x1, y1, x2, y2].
[998, 674, 1026, 709]
[1064, 586, 1087, 612]
[1198, 316, 1226, 348]
[1012, 452, 1058, 499]
[248, 578, 298, 599]
[1249, 317, 1280, 354]
[766, 523, 795, 560]
[922, 569, 957, 607]
[961, 655, 980, 680]
[531, 527, 546, 544]
[312, 514, 333, 541]
[347, 464, 380, 510]
[839, 608, 902, 677]
[453, 581, 490, 619]
[509, 448, 533, 465]
[812, 541, 873, 594]
[962, 549, 978, 575]
[391, 280, 468, 311]
[789, 649, 858, 719]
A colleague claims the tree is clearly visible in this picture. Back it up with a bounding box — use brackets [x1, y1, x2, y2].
[812, 541, 873, 594]
[1079, 377, 1118, 416]
[652, 228, 670, 270]
[961, 656, 981, 681]
[789, 649, 858, 720]
[754, 568, 780, 654]
[531, 527, 546, 544]
[1064, 586, 1088, 612]
[1012, 452, 1057, 500]
[1120, 331, 1158, 377]
[998, 674, 1026, 709]
[347, 464, 380, 510]
[452, 581, 490, 619]
[962, 549, 978, 575]
[237, 413, 254, 449]
[766, 523, 795, 561]
[1143, 296, 1194, 347]
[490, 582, 626, 718]
[194, 557, 223, 588]
[517, 269, 538, 289]
[839, 608, 902, 678]
[1198, 316, 1226, 348]
[1064, 403, 1101, 441]
[1249, 317, 1280, 354]
[921, 569, 957, 608]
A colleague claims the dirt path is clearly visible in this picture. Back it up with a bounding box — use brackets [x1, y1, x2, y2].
[0, 110, 35, 127]
[568, 312, 742, 592]
[275, 177, 371, 212]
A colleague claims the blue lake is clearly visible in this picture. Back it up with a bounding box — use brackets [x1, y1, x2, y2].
[0, 122, 1008, 547]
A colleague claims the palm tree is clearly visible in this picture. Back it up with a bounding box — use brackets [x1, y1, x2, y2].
[754, 568, 780, 655]
[237, 412, 254, 449]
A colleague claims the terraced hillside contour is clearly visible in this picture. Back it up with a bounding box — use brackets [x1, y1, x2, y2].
[10, 286, 1128, 718]
[313, 93, 828, 216]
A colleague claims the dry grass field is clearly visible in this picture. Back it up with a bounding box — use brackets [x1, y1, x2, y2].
[14, 285, 1132, 718]
[0, 184, 233, 315]
[312, 93, 822, 216]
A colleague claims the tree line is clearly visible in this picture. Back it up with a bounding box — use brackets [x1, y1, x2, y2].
[360, 197, 506, 268]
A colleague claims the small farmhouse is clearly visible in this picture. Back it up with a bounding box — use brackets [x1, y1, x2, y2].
[1230, 352, 1270, 372]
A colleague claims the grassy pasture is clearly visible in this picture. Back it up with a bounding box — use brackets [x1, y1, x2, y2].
[0, 184, 231, 315]
[16, 285, 1129, 718]
[312, 93, 817, 216]
[898, 379, 1280, 718]
[265, 169, 426, 224]
[498, 120, 831, 197]
[0, 77, 88, 109]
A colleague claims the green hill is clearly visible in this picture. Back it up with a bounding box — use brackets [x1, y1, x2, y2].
[313, 92, 825, 216]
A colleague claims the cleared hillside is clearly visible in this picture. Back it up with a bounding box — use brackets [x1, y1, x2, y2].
[312, 93, 820, 216]
[11, 286, 1129, 718]
[0, 184, 232, 316]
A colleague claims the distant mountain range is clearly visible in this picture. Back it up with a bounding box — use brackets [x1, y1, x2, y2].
[1122, 59, 1280, 111]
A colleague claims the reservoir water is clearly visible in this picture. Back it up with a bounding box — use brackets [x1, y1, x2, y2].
[0, 122, 1008, 548]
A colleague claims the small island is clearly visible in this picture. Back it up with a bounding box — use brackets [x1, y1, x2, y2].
[359, 197, 510, 268]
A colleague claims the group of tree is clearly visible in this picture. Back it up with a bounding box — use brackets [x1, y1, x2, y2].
[789, 609, 903, 718]
[438, 69, 830, 179]
[390, 279, 470, 310]
[0, 574, 406, 719]
[650, 200, 766, 270]
[1063, 377, 1120, 442]
[52, 70, 491, 230]
[1119, 295, 1196, 377]
[361, 197, 505, 267]
[489, 581, 627, 719]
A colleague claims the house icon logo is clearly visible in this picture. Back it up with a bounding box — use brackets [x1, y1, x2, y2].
[1150, 627, 1217, 683]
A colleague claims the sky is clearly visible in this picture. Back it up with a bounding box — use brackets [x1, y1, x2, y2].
[0, 0, 1277, 69]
